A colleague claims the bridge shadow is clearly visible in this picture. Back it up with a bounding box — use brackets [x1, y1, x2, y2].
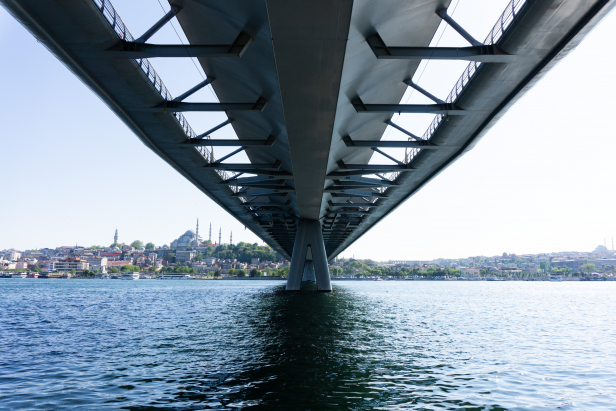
[124, 283, 502, 411]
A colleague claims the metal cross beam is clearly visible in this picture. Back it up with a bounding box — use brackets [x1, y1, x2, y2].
[342, 176, 397, 186]
[173, 78, 214, 102]
[205, 163, 281, 170]
[145, 97, 267, 112]
[336, 162, 412, 171]
[224, 177, 285, 186]
[234, 184, 293, 191]
[194, 118, 233, 138]
[233, 190, 291, 197]
[107, 31, 253, 58]
[327, 169, 412, 177]
[242, 201, 290, 207]
[185, 135, 276, 147]
[213, 147, 244, 164]
[403, 79, 445, 104]
[219, 169, 294, 178]
[330, 192, 387, 198]
[436, 9, 482, 46]
[325, 210, 370, 216]
[342, 136, 439, 149]
[384, 120, 423, 140]
[353, 97, 471, 115]
[134, 6, 181, 43]
[366, 33, 514, 62]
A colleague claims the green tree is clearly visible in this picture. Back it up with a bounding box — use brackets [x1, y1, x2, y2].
[109, 267, 120, 273]
[145, 242, 155, 250]
[237, 269, 247, 277]
[581, 263, 596, 274]
[250, 268, 262, 277]
[131, 240, 143, 249]
[70, 269, 76, 275]
[110, 242, 121, 248]
[330, 267, 343, 276]
[214, 270, 221, 277]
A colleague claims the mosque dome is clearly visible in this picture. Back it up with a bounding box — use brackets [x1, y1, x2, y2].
[163, 244, 168, 249]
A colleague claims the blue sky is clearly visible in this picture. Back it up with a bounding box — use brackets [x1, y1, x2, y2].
[1, 1, 615, 260]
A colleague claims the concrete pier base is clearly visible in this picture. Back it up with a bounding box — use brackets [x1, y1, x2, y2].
[286, 220, 332, 291]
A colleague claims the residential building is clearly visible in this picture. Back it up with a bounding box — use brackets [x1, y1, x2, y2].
[202, 257, 217, 265]
[85, 256, 108, 269]
[460, 267, 481, 278]
[176, 250, 196, 263]
[54, 257, 89, 274]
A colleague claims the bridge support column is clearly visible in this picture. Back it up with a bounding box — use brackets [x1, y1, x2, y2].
[286, 220, 332, 292]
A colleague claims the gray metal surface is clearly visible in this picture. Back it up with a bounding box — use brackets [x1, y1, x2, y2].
[1, 0, 614, 261]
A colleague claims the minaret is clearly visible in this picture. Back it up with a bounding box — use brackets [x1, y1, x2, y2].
[209, 223, 212, 243]
[114, 229, 118, 244]
[230, 231, 233, 246]
[195, 219, 199, 245]
[219, 228, 221, 245]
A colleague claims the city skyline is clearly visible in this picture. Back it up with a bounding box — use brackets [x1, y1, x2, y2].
[3, 227, 613, 263]
[1, 0, 615, 260]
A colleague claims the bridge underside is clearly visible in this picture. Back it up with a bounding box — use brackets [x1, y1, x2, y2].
[2, 0, 614, 291]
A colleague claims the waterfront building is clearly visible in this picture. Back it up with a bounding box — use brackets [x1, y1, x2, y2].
[85, 256, 108, 269]
[54, 257, 89, 274]
[460, 267, 481, 279]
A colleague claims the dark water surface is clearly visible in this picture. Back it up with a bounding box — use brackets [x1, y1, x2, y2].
[1, 280, 615, 410]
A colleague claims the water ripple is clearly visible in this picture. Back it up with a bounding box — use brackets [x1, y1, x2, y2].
[1, 280, 615, 410]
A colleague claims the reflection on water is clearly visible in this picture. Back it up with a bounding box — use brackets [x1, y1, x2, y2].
[2, 280, 616, 410]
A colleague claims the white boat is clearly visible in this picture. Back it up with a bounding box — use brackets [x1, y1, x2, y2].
[121, 272, 140, 280]
[95, 273, 110, 279]
[549, 274, 563, 282]
[156, 274, 193, 280]
[11, 272, 27, 278]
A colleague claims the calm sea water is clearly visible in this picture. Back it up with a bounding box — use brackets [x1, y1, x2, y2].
[1, 279, 615, 410]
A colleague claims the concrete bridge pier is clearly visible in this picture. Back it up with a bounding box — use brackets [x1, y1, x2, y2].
[286, 220, 332, 291]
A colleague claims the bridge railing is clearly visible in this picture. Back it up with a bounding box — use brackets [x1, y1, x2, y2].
[420, 0, 528, 141]
[384, 0, 528, 184]
[91, 0, 232, 183]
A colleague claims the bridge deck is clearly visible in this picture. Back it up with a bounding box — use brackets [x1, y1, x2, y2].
[2, 0, 614, 262]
